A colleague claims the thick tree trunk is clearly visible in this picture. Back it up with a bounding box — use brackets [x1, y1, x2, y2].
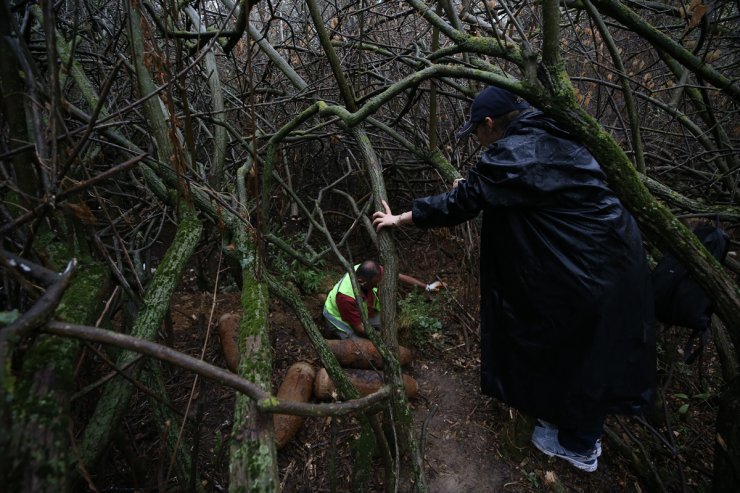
[8, 366, 70, 493]
[3, 252, 108, 492]
[227, 222, 278, 491]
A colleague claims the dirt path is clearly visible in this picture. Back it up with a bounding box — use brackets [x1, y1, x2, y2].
[412, 357, 517, 492]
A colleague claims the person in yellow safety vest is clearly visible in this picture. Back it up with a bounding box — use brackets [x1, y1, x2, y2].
[323, 259, 445, 339]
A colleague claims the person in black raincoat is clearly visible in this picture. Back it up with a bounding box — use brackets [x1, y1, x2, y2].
[373, 86, 655, 472]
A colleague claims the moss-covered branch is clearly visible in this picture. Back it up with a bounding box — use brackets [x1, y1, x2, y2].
[76, 209, 202, 470]
[541, 0, 561, 69]
[407, 0, 523, 65]
[228, 154, 277, 492]
[640, 175, 740, 222]
[228, 269, 276, 492]
[306, 0, 357, 111]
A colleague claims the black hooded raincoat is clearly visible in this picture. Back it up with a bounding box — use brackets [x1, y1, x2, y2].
[412, 110, 656, 428]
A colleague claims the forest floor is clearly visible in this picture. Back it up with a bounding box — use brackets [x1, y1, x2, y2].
[96, 231, 721, 492]
[162, 293, 622, 493]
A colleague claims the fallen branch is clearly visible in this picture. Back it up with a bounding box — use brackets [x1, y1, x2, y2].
[43, 320, 391, 417]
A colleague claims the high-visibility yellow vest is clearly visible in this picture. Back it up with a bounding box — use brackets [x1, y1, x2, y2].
[324, 264, 380, 322]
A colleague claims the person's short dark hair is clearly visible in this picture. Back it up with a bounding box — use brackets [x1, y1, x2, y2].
[456, 86, 530, 139]
[356, 260, 381, 282]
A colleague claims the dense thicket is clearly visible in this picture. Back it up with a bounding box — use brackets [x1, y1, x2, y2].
[1, 0, 738, 491]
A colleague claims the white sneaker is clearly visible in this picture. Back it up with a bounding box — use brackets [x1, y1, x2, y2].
[535, 420, 602, 457]
[532, 421, 599, 472]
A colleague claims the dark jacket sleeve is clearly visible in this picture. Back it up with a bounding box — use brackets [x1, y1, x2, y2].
[411, 140, 548, 228]
[412, 176, 483, 228]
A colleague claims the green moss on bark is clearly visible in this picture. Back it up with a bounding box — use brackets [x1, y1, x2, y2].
[76, 210, 202, 471]
[229, 268, 278, 493]
[6, 231, 109, 493]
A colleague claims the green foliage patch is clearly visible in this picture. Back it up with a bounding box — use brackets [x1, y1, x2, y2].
[289, 262, 327, 294]
[269, 238, 329, 295]
[397, 290, 445, 348]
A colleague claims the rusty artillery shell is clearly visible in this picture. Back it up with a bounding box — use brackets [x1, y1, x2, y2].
[325, 338, 412, 369]
[314, 367, 417, 400]
[218, 313, 240, 372]
[273, 362, 316, 449]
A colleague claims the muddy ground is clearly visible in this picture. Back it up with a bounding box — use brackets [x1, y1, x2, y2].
[93, 232, 719, 492]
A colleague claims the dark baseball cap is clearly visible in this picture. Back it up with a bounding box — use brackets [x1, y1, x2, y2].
[455, 86, 530, 139]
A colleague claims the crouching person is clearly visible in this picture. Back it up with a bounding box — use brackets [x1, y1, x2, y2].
[322, 259, 443, 339]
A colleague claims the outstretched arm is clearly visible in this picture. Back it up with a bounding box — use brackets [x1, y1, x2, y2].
[399, 273, 426, 289]
[375, 177, 463, 231]
[399, 273, 446, 292]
